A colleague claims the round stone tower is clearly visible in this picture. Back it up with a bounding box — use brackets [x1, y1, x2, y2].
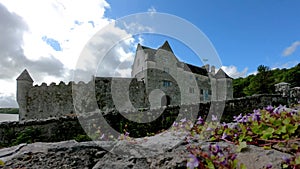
[16, 69, 33, 120]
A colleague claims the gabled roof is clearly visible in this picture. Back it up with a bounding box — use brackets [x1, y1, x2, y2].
[184, 63, 208, 76]
[159, 41, 173, 53]
[214, 69, 232, 79]
[16, 69, 34, 82]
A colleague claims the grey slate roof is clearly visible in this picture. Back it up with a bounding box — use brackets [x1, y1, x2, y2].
[214, 69, 232, 79]
[16, 69, 34, 82]
[184, 63, 208, 76]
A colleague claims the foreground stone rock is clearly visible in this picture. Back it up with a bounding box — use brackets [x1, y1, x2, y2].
[0, 132, 292, 169]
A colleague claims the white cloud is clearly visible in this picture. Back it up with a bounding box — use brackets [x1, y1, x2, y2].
[148, 6, 157, 14]
[282, 41, 300, 56]
[0, 0, 142, 107]
[221, 65, 248, 78]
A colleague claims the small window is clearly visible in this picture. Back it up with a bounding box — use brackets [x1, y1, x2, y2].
[208, 90, 212, 95]
[189, 87, 194, 93]
[163, 81, 171, 87]
[200, 89, 203, 94]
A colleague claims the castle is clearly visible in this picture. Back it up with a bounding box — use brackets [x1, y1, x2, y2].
[16, 41, 233, 121]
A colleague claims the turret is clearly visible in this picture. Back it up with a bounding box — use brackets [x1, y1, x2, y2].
[213, 69, 233, 100]
[16, 69, 33, 120]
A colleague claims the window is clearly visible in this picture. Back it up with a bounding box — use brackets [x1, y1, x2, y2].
[208, 90, 212, 95]
[200, 89, 203, 94]
[163, 81, 172, 87]
[189, 87, 194, 93]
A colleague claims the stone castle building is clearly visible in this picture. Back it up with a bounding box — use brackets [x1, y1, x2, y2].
[16, 41, 233, 120]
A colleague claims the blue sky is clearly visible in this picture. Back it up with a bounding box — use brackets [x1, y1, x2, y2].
[106, 0, 300, 75]
[0, 0, 299, 107]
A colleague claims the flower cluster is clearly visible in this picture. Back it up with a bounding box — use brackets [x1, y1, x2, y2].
[187, 104, 300, 168]
[281, 148, 300, 168]
[186, 143, 246, 169]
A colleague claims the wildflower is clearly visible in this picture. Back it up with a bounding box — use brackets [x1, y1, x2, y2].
[252, 109, 261, 121]
[196, 116, 204, 125]
[222, 122, 228, 127]
[274, 105, 286, 114]
[206, 127, 213, 131]
[265, 105, 273, 112]
[209, 144, 221, 155]
[180, 118, 187, 123]
[186, 154, 199, 169]
[125, 132, 130, 137]
[282, 156, 290, 164]
[173, 122, 178, 127]
[212, 114, 218, 121]
[233, 114, 243, 122]
[100, 133, 105, 139]
[266, 164, 272, 169]
[221, 132, 228, 140]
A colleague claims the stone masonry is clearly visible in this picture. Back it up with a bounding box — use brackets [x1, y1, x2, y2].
[16, 41, 233, 121]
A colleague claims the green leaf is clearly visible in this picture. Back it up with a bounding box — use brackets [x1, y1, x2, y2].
[263, 145, 271, 150]
[237, 141, 247, 152]
[240, 163, 247, 169]
[283, 118, 291, 125]
[261, 127, 274, 139]
[273, 119, 282, 127]
[252, 125, 262, 134]
[286, 124, 298, 134]
[206, 159, 215, 169]
[277, 126, 286, 134]
[282, 164, 288, 168]
[261, 133, 272, 139]
[295, 156, 300, 165]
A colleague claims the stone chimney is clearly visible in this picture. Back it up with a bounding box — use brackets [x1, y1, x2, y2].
[211, 66, 216, 75]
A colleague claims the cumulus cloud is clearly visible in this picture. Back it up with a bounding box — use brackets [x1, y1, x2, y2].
[282, 41, 300, 56]
[148, 6, 157, 14]
[221, 65, 248, 78]
[0, 0, 141, 107]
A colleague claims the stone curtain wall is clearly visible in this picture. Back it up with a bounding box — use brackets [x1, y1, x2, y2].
[24, 78, 149, 120]
[26, 82, 74, 120]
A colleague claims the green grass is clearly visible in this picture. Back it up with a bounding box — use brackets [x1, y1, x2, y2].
[0, 108, 19, 114]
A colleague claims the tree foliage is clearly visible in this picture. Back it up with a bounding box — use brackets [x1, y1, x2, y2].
[233, 63, 300, 98]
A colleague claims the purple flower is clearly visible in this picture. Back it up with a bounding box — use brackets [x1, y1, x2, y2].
[274, 105, 286, 114]
[206, 127, 213, 131]
[125, 132, 130, 137]
[222, 122, 228, 127]
[209, 144, 221, 155]
[186, 154, 199, 169]
[100, 133, 105, 139]
[266, 164, 272, 169]
[173, 122, 178, 127]
[233, 114, 243, 122]
[212, 114, 218, 121]
[282, 156, 290, 164]
[252, 109, 261, 121]
[265, 105, 274, 112]
[221, 133, 228, 140]
[180, 118, 187, 123]
[196, 116, 204, 125]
